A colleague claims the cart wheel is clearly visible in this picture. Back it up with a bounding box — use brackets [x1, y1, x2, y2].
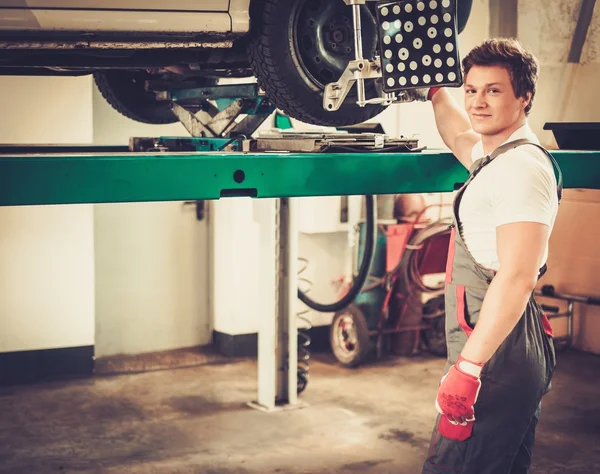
[330, 304, 372, 367]
[422, 295, 447, 357]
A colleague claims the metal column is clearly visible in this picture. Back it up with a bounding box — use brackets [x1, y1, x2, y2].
[249, 198, 305, 411]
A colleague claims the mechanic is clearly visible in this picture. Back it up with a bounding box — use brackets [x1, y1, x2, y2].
[410, 38, 562, 473]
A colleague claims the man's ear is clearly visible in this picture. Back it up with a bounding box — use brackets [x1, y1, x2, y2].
[521, 92, 532, 110]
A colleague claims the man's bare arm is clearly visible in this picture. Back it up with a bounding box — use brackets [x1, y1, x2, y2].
[460, 221, 549, 364]
[431, 88, 480, 168]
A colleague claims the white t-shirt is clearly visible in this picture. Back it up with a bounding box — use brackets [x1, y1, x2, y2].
[458, 124, 559, 271]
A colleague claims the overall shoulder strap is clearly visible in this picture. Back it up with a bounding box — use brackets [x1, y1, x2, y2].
[485, 138, 564, 203]
[467, 138, 536, 175]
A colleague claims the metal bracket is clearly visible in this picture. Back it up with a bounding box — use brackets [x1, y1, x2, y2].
[156, 83, 276, 138]
[327, 0, 463, 110]
[169, 96, 275, 139]
[171, 100, 246, 138]
[323, 59, 385, 111]
[325, 0, 392, 110]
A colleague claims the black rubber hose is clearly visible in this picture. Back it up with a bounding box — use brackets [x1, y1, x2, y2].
[298, 194, 377, 313]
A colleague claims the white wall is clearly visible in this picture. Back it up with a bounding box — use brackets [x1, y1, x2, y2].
[211, 198, 278, 336]
[0, 76, 95, 353]
[92, 85, 212, 357]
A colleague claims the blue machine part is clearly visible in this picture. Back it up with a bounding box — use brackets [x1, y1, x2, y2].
[354, 222, 389, 331]
[154, 137, 242, 152]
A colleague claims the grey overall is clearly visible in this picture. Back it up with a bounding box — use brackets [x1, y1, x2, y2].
[422, 138, 563, 474]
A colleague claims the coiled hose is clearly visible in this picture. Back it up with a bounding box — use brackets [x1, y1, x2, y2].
[297, 195, 377, 313]
[399, 217, 452, 295]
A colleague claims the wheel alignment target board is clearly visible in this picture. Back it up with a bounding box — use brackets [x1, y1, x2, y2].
[376, 0, 463, 92]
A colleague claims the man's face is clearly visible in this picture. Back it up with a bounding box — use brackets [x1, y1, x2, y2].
[464, 65, 529, 136]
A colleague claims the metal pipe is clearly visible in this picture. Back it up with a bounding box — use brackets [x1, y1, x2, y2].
[352, 4, 364, 60]
[547, 313, 572, 320]
[351, 4, 366, 105]
[283, 197, 299, 405]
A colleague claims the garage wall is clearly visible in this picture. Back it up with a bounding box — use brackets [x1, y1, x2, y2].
[211, 198, 277, 339]
[92, 86, 212, 358]
[0, 77, 95, 364]
[520, 0, 600, 145]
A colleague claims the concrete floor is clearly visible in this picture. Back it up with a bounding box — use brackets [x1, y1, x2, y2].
[1, 349, 599, 474]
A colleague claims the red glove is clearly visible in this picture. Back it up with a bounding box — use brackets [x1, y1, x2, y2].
[427, 87, 441, 101]
[435, 355, 483, 441]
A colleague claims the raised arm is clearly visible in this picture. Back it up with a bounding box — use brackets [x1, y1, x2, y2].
[430, 88, 480, 169]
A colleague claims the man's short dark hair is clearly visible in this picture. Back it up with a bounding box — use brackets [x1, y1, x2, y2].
[462, 38, 539, 115]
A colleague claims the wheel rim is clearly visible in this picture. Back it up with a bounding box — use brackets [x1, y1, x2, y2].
[334, 313, 360, 359]
[292, 0, 379, 90]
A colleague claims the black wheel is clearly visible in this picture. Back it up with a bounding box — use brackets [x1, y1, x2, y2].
[297, 371, 308, 394]
[248, 0, 387, 127]
[457, 0, 474, 34]
[94, 70, 179, 124]
[422, 295, 447, 357]
[330, 304, 372, 367]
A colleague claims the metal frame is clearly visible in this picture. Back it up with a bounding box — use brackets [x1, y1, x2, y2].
[1, 148, 598, 207]
[535, 287, 600, 349]
[249, 198, 304, 412]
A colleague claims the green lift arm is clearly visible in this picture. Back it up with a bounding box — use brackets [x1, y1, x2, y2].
[0, 149, 598, 206]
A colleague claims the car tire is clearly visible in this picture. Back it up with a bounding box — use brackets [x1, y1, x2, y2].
[94, 71, 179, 125]
[248, 0, 387, 127]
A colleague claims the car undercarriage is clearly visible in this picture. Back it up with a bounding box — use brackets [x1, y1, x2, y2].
[0, 0, 473, 126]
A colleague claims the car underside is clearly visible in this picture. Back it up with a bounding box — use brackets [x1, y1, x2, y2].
[0, 0, 473, 126]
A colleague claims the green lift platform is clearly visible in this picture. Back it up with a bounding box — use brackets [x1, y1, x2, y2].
[0, 148, 598, 207]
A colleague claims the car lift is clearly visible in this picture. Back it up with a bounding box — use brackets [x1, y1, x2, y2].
[1, 0, 600, 411]
[1, 83, 599, 412]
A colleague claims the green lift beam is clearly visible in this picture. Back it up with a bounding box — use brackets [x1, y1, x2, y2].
[0, 149, 599, 206]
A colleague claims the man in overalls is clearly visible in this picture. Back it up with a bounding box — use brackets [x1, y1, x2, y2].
[413, 38, 562, 473]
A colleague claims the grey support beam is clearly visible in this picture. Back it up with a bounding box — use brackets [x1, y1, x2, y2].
[568, 0, 596, 63]
[489, 0, 518, 38]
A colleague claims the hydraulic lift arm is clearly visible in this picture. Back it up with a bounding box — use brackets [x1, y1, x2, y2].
[0, 149, 598, 206]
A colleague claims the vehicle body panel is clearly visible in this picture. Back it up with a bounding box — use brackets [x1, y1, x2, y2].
[229, 0, 250, 33]
[0, 1, 230, 11]
[0, 0, 252, 35]
[0, 9, 233, 33]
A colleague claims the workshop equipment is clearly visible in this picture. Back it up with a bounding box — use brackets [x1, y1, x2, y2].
[536, 284, 600, 349]
[130, 82, 421, 154]
[544, 122, 600, 150]
[330, 203, 451, 367]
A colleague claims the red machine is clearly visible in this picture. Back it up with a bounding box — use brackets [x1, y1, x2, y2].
[330, 203, 451, 367]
